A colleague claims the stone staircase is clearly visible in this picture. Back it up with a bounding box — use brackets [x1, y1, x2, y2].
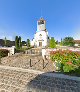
[0, 54, 80, 92]
[1, 54, 54, 72]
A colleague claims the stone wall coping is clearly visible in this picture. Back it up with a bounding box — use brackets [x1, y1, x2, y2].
[0, 65, 80, 81]
[42, 72, 80, 81]
[0, 65, 44, 75]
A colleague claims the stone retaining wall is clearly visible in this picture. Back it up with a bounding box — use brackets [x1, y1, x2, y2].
[42, 48, 80, 59]
[0, 65, 80, 92]
[27, 73, 80, 92]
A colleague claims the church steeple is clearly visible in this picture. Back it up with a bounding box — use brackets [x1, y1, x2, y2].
[37, 18, 46, 31]
[31, 18, 49, 48]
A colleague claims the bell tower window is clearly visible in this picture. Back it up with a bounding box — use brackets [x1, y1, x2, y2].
[38, 20, 44, 25]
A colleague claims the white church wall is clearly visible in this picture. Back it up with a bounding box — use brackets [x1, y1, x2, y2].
[31, 18, 49, 48]
[34, 31, 48, 47]
[37, 24, 46, 31]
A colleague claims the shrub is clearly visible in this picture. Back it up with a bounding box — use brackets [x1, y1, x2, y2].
[15, 48, 25, 53]
[62, 37, 75, 46]
[49, 37, 56, 48]
[15, 47, 32, 53]
[50, 50, 80, 73]
[0, 49, 9, 58]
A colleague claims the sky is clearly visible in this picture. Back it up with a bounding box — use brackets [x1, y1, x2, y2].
[0, 0, 80, 41]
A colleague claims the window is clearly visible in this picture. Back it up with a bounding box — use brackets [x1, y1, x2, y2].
[39, 34, 42, 36]
[38, 20, 44, 25]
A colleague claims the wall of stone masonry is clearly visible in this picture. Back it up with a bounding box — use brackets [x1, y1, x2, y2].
[27, 73, 80, 92]
[42, 48, 80, 59]
[0, 65, 80, 92]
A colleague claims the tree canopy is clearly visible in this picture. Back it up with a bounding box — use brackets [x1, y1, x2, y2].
[18, 36, 22, 49]
[49, 37, 56, 48]
[27, 39, 30, 47]
[62, 37, 75, 46]
[15, 36, 22, 49]
[4, 37, 7, 46]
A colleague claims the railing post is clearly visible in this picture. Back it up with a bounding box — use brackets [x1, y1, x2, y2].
[0, 57, 1, 64]
[30, 59, 31, 67]
[44, 55, 46, 60]
[43, 59, 44, 69]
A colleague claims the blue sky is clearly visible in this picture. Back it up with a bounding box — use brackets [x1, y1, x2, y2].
[0, 0, 80, 41]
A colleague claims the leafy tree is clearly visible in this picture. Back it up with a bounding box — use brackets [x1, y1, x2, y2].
[6, 40, 10, 47]
[62, 37, 75, 46]
[4, 37, 7, 46]
[49, 37, 56, 48]
[18, 36, 22, 49]
[60, 38, 63, 46]
[15, 36, 19, 49]
[27, 39, 30, 47]
[15, 36, 22, 49]
[56, 40, 59, 44]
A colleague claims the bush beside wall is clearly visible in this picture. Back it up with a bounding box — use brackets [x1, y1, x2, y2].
[50, 50, 80, 76]
[0, 49, 9, 58]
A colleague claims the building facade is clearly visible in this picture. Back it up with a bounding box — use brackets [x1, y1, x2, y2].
[31, 18, 49, 48]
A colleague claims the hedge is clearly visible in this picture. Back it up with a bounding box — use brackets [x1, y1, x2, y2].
[50, 50, 80, 76]
[0, 49, 9, 58]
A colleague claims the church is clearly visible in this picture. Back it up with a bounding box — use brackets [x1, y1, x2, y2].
[31, 18, 50, 48]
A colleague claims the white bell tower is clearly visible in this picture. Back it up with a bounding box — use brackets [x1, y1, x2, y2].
[37, 18, 46, 31]
[31, 18, 50, 48]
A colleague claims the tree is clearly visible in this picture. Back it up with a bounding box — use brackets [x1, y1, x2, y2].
[62, 37, 75, 46]
[56, 40, 59, 44]
[4, 37, 7, 46]
[18, 36, 22, 49]
[27, 39, 30, 47]
[15, 36, 22, 49]
[60, 38, 63, 46]
[4, 37, 9, 47]
[15, 36, 19, 49]
[49, 37, 56, 48]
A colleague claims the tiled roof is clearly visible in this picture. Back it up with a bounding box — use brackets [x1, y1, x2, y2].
[74, 40, 80, 44]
